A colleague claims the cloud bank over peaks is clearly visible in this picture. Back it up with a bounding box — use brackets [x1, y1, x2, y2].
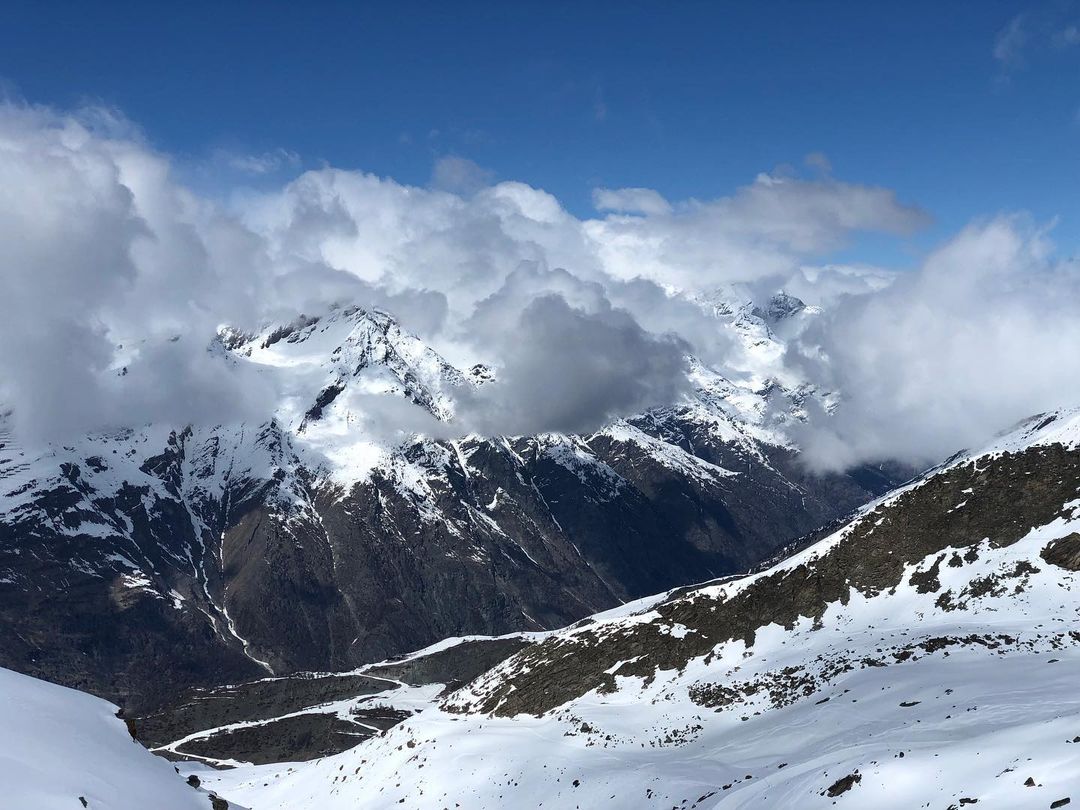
[586, 173, 928, 291]
[455, 266, 694, 435]
[790, 216, 1080, 471]
[0, 103, 274, 439]
[5, 99, 1073, 474]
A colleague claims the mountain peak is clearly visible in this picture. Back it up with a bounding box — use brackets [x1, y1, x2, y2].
[764, 290, 806, 321]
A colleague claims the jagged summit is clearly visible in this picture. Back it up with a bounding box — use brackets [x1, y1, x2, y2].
[221, 304, 473, 427]
[763, 289, 807, 321]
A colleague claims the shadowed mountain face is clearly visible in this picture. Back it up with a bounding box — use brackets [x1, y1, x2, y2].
[0, 297, 908, 711]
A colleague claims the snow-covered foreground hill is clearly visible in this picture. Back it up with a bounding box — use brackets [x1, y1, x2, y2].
[0, 666, 233, 810]
[190, 408, 1080, 808]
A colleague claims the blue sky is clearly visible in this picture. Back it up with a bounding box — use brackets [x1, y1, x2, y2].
[2, 1, 1078, 262]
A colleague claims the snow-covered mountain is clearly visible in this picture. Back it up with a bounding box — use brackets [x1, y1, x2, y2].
[180, 406, 1080, 809]
[0, 291, 905, 711]
[0, 665, 235, 810]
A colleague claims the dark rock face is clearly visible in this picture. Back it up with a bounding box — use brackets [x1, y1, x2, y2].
[824, 771, 861, 797]
[0, 408, 906, 712]
[1041, 532, 1080, 571]
[456, 443, 1080, 717]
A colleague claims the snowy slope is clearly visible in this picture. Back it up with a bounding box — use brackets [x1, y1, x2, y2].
[193, 407, 1080, 809]
[0, 666, 231, 810]
[221, 304, 483, 483]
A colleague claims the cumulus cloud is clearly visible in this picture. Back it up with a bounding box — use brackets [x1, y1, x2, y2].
[236, 153, 927, 344]
[790, 216, 1080, 470]
[592, 187, 672, 216]
[222, 147, 301, 175]
[803, 152, 832, 174]
[0, 104, 274, 439]
[783, 264, 897, 307]
[585, 172, 927, 290]
[450, 262, 718, 434]
[458, 293, 691, 435]
[430, 155, 494, 195]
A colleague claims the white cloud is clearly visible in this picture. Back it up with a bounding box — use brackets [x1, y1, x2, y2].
[994, 8, 1080, 73]
[458, 291, 692, 435]
[1058, 23, 1080, 46]
[592, 187, 672, 216]
[222, 147, 301, 175]
[784, 264, 897, 306]
[429, 155, 494, 195]
[803, 151, 832, 174]
[13, 99, 1072, 474]
[585, 173, 927, 290]
[0, 103, 276, 439]
[994, 13, 1029, 69]
[790, 216, 1080, 470]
